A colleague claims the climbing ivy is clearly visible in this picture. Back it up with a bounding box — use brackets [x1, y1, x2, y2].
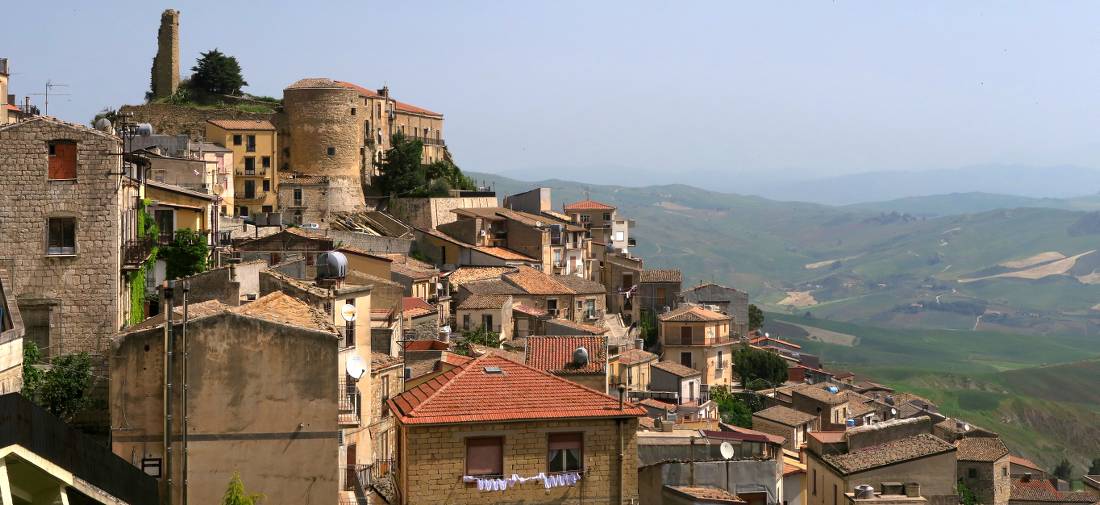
[128, 199, 159, 324]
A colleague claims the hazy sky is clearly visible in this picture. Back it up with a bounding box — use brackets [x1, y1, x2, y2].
[6, 1, 1100, 186]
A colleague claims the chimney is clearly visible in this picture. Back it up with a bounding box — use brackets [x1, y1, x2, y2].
[378, 86, 389, 97]
[904, 482, 920, 498]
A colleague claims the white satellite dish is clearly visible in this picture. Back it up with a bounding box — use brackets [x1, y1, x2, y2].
[764, 332, 770, 338]
[341, 303, 357, 322]
[890, 408, 897, 416]
[962, 423, 970, 431]
[719, 441, 735, 460]
[346, 355, 367, 380]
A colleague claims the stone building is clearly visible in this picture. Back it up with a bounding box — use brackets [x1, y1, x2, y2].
[0, 272, 25, 394]
[457, 266, 607, 325]
[0, 117, 146, 361]
[657, 305, 735, 389]
[205, 119, 278, 218]
[639, 269, 683, 315]
[752, 405, 820, 451]
[388, 354, 644, 505]
[680, 282, 751, 339]
[792, 383, 852, 431]
[369, 352, 403, 471]
[150, 9, 180, 99]
[954, 436, 1011, 505]
[110, 293, 340, 505]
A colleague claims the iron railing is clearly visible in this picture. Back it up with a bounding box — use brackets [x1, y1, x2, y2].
[122, 238, 155, 267]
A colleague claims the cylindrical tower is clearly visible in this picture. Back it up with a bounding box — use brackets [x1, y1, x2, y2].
[283, 78, 363, 177]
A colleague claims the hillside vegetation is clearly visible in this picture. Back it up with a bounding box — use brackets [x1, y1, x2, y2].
[472, 172, 1100, 336]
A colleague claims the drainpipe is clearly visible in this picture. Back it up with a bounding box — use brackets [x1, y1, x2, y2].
[162, 281, 174, 505]
[617, 384, 627, 505]
[181, 281, 190, 505]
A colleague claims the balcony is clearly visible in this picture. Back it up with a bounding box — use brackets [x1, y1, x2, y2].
[667, 335, 734, 347]
[122, 238, 155, 269]
[236, 167, 269, 177]
[338, 378, 361, 426]
[237, 191, 268, 201]
[408, 135, 446, 147]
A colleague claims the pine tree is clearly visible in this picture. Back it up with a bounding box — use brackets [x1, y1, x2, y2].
[191, 49, 248, 96]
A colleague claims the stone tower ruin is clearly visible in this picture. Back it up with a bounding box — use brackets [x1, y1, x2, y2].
[150, 9, 180, 99]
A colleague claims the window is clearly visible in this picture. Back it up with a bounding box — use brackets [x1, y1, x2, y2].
[812, 469, 817, 495]
[244, 157, 256, 173]
[968, 468, 978, 479]
[46, 217, 76, 255]
[482, 314, 493, 330]
[462, 314, 471, 330]
[614, 231, 625, 242]
[262, 180, 270, 192]
[327, 147, 336, 156]
[547, 433, 583, 472]
[656, 287, 667, 301]
[246, 135, 256, 152]
[233, 135, 242, 146]
[1002, 466, 1008, 477]
[261, 205, 273, 213]
[47, 141, 77, 180]
[680, 352, 692, 368]
[834, 484, 838, 505]
[262, 156, 271, 168]
[244, 180, 256, 199]
[546, 299, 558, 316]
[293, 210, 303, 225]
[603, 213, 611, 220]
[343, 299, 356, 347]
[717, 351, 724, 369]
[680, 326, 693, 345]
[622, 273, 633, 288]
[579, 214, 590, 223]
[351, 107, 357, 116]
[238, 206, 249, 217]
[465, 437, 503, 477]
[293, 188, 303, 206]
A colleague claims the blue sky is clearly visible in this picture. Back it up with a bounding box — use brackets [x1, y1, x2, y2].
[5, 1, 1100, 187]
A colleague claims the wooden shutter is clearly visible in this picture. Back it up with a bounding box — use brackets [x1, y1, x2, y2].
[48, 142, 77, 180]
[465, 437, 503, 476]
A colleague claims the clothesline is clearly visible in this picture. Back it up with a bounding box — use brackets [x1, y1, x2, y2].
[462, 471, 582, 491]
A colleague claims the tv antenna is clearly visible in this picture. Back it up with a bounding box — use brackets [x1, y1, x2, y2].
[29, 80, 70, 116]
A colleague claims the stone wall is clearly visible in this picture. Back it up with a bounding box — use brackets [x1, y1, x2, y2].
[0, 118, 126, 357]
[327, 230, 412, 255]
[638, 459, 781, 505]
[400, 417, 639, 505]
[151, 9, 180, 99]
[390, 196, 498, 230]
[119, 103, 275, 139]
[283, 86, 362, 178]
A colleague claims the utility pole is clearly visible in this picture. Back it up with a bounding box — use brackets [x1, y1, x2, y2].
[181, 281, 190, 505]
[162, 282, 175, 505]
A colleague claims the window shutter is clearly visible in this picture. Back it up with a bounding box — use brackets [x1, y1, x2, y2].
[465, 437, 503, 476]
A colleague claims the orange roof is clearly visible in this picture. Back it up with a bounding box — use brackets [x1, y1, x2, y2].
[405, 340, 449, 351]
[504, 266, 570, 294]
[658, 305, 730, 323]
[206, 119, 276, 131]
[402, 297, 436, 319]
[545, 317, 609, 335]
[512, 303, 548, 317]
[475, 246, 537, 262]
[784, 463, 805, 476]
[334, 80, 442, 117]
[1009, 455, 1044, 471]
[564, 199, 616, 211]
[388, 354, 644, 425]
[4, 104, 19, 112]
[525, 336, 607, 375]
[750, 336, 802, 350]
[809, 431, 846, 444]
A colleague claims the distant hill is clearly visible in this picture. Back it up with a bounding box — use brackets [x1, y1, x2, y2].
[470, 171, 1100, 337]
[751, 164, 1100, 205]
[846, 192, 1100, 217]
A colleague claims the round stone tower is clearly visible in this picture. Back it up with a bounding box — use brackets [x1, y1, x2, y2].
[282, 78, 366, 217]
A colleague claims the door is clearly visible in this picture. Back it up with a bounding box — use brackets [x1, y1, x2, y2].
[680, 326, 693, 345]
[345, 443, 357, 490]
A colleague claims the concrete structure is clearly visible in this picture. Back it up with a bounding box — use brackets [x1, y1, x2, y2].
[110, 293, 340, 505]
[457, 266, 607, 325]
[502, 189, 597, 278]
[129, 134, 234, 214]
[205, 119, 278, 218]
[0, 272, 25, 395]
[390, 195, 498, 231]
[658, 305, 735, 388]
[681, 283, 751, 339]
[389, 354, 644, 505]
[0, 117, 146, 362]
[563, 199, 635, 253]
[150, 9, 180, 99]
[1, 393, 159, 504]
[0, 58, 17, 125]
[844, 484, 929, 505]
[369, 352, 403, 470]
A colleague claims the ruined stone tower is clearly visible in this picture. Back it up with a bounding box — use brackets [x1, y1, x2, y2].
[150, 9, 180, 99]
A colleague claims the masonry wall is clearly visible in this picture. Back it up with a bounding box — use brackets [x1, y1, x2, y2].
[398, 417, 639, 505]
[110, 314, 339, 505]
[151, 10, 180, 99]
[807, 451, 957, 505]
[0, 120, 127, 358]
[639, 459, 781, 505]
[119, 104, 274, 139]
[752, 417, 801, 451]
[329, 230, 412, 255]
[958, 456, 1010, 505]
[391, 196, 498, 230]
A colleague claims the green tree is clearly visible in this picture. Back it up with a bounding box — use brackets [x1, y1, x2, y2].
[221, 471, 263, 505]
[454, 326, 501, 356]
[639, 310, 659, 350]
[21, 342, 93, 421]
[733, 344, 788, 388]
[748, 304, 764, 331]
[161, 228, 209, 280]
[1088, 457, 1100, 475]
[957, 480, 978, 505]
[377, 133, 426, 196]
[1053, 458, 1073, 480]
[709, 386, 753, 428]
[191, 49, 247, 96]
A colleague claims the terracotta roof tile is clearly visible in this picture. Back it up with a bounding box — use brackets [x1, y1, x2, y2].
[753, 405, 817, 427]
[664, 486, 745, 504]
[461, 279, 524, 296]
[504, 266, 573, 294]
[1010, 455, 1044, 472]
[563, 200, 616, 211]
[445, 266, 514, 286]
[554, 274, 607, 294]
[617, 349, 658, 366]
[639, 398, 676, 411]
[457, 294, 511, 310]
[1011, 478, 1097, 502]
[334, 80, 442, 117]
[384, 254, 439, 280]
[405, 340, 449, 351]
[371, 352, 403, 371]
[525, 336, 607, 375]
[640, 269, 682, 283]
[122, 299, 228, 333]
[388, 354, 644, 425]
[705, 426, 786, 445]
[792, 383, 848, 405]
[512, 303, 548, 317]
[206, 119, 276, 131]
[955, 437, 1009, 462]
[651, 360, 702, 378]
[285, 77, 344, 89]
[476, 246, 537, 262]
[402, 297, 436, 319]
[822, 434, 954, 475]
[234, 292, 339, 334]
[545, 318, 609, 335]
[658, 305, 730, 323]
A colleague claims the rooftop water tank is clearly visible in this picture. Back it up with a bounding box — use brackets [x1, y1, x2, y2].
[572, 347, 589, 367]
[317, 251, 348, 279]
[855, 485, 875, 499]
[135, 123, 155, 136]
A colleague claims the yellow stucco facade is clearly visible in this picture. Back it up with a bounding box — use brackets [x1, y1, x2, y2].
[205, 121, 278, 217]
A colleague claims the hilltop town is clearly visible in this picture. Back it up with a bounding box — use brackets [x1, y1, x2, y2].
[0, 9, 1099, 505]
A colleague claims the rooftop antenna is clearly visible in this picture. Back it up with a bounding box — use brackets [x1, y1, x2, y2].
[29, 80, 70, 116]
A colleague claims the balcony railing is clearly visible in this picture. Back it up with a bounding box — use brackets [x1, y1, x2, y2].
[407, 136, 446, 147]
[338, 378, 361, 425]
[628, 389, 710, 406]
[122, 238, 155, 268]
[237, 191, 268, 201]
[668, 336, 735, 347]
[341, 464, 372, 492]
[236, 167, 269, 177]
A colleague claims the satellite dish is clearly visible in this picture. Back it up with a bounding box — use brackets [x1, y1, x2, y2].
[890, 408, 897, 416]
[719, 442, 735, 460]
[962, 423, 970, 431]
[341, 303, 357, 322]
[764, 332, 770, 338]
[346, 355, 367, 380]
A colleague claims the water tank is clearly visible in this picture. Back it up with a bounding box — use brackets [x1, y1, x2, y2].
[572, 347, 589, 367]
[317, 251, 348, 279]
[93, 118, 113, 133]
[855, 485, 875, 499]
[135, 123, 155, 136]
[826, 385, 840, 394]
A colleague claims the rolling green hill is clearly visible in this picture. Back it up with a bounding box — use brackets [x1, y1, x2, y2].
[471, 172, 1100, 336]
[845, 192, 1100, 217]
[763, 312, 1100, 475]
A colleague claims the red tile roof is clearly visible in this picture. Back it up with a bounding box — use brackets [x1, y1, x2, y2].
[525, 336, 607, 376]
[639, 398, 676, 412]
[388, 354, 644, 425]
[545, 318, 609, 335]
[512, 303, 548, 317]
[617, 348, 658, 366]
[1011, 478, 1097, 503]
[650, 360, 701, 378]
[4, 104, 19, 112]
[955, 436, 1009, 462]
[402, 297, 436, 319]
[334, 80, 442, 117]
[750, 336, 802, 350]
[564, 200, 616, 211]
[1010, 455, 1044, 472]
[665, 486, 745, 505]
[703, 427, 785, 446]
[658, 305, 730, 323]
[206, 119, 276, 131]
[404, 340, 449, 351]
